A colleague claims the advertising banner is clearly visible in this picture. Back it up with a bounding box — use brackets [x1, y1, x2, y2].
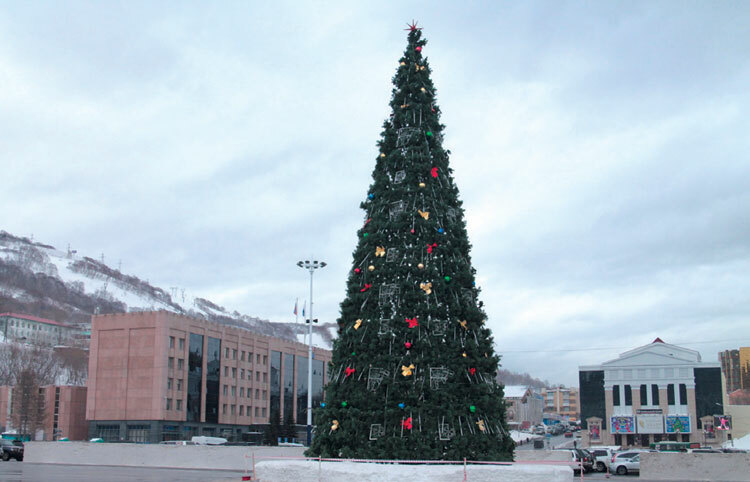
[636, 413, 664, 434]
[665, 415, 691, 433]
[611, 416, 635, 434]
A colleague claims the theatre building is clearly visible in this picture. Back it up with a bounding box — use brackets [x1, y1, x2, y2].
[579, 338, 723, 448]
[86, 311, 331, 443]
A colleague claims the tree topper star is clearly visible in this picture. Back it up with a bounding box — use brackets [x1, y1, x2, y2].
[404, 20, 422, 32]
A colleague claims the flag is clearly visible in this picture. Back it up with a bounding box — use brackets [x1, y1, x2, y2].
[302, 300, 306, 317]
[293, 299, 298, 316]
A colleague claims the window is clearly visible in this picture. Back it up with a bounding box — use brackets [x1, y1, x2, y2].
[223, 385, 228, 396]
[240, 387, 245, 398]
[241, 351, 245, 361]
[179, 338, 185, 350]
[176, 399, 182, 411]
[166, 398, 172, 410]
[240, 406, 244, 416]
[256, 372, 260, 382]
[167, 378, 173, 390]
[263, 355, 267, 365]
[240, 369, 245, 379]
[613, 385, 620, 406]
[255, 389, 260, 400]
[256, 354, 261, 364]
[169, 336, 175, 349]
[225, 347, 230, 359]
[231, 386, 236, 397]
[177, 359, 184, 370]
[255, 407, 260, 417]
[263, 373, 268, 383]
[640, 384, 648, 405]
[263, 390, 267, 400]
[232, 367, 237, 378]
[222, 404, 227, 415]
[177, 379, 183, 391]
[679, 384, 687, 405]
[652, 384, 660, 405]
[224, 366, 228, 377]
[231, 405, 235, 415]
[168, 357, 174, 369]
[232, 349, 237, 360]
[262, 408, 267, 417]
[624, 385, 632, 406]
[667, 384, 675, 405]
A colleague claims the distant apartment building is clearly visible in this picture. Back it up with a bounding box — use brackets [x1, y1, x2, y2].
[0, 385, 88, 441]
[541, 386, 579, 423]
[0, 312, 77, 346]
[503, 386, 543, 429]
[719, 347, 750, 393]
[579, 338, 723, 448]
[86, 311, 331, 443]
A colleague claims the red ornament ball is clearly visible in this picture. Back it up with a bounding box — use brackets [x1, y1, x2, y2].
[410, 228, 415, 234]
[405, 342, 412, 349]
[416, 46, 422, 52]
[354, 268, 361, 274]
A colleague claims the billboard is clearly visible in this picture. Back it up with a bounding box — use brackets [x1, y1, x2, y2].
[665, 415, 691, 434]
[636, 414, 664, 434]
[714, 415, 732, 430]
[611, 416, 635, 434]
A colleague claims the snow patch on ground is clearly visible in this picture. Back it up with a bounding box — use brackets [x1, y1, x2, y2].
[510, 430, 539, 444]
[726, 433, 750, 450]
[255, 460, 569, 481]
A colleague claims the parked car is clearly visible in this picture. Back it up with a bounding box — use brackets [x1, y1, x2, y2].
[0, 439, 24, 461]
[553, 448, 594, 474]
[689, 448, 722, 453]
[589, 447, 615, 472]
[564, 431, 573, 438]
[609, 452, 640, 475]
[533, 439, 545, 449]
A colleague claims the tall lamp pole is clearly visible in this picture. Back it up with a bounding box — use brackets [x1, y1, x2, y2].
[297, 259, 326, 447]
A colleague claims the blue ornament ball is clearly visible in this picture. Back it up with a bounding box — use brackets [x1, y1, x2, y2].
[320, 402, 326, 407]
[438, 228, 444, 234]
[398, 402, 405, 409]
[368, 193, 374, 199]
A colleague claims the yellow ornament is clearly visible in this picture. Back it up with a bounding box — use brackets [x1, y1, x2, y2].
[401, 364, 415, 377]
[400, 103, 409, 109]
[420, 282, 432, 295]
[354, 319, 362, 330]
[331, 420, 339, 431]
[380, 153, 386, 158]
[462, 352, 467, 358]
[418, 210, 429, 220]
[417, 263, 424, 269]
[476, 420, 486, 432]
[400, 61, 406, 66]
[420, 87, 426, 93]
[459, 320, 468, 330]
[375, 246, 386, 257]
[368, 265, 375, 272]
[419, 182, 426, 188]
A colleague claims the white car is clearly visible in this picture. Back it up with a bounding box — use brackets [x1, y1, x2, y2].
[609, 452, 640, 475]
[589, 447, 615, 472]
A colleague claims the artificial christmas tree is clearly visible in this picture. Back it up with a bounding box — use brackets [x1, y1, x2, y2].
[307, 23, 514, 461]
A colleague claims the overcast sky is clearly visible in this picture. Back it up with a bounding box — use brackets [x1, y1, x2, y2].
[2, 2, 749, 386]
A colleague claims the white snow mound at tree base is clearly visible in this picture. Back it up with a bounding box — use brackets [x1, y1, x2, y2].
[254, 460, 570, 481]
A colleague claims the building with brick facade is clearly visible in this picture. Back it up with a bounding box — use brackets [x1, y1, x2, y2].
[0, 385, 87, 441]
[541, 386, 579, 424]
[579, 338, 723, 448]
[86, 311, 331, 443]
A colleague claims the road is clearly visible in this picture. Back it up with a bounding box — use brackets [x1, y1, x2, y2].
[0, 462, 247, 481]
[516, 432, 579, 450]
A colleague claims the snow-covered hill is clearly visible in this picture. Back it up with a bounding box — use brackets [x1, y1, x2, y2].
[0, 230, 335, 348]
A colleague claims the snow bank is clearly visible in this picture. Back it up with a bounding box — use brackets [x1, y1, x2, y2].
[726, 432, 750, 450]
[254, 460, 570, 482]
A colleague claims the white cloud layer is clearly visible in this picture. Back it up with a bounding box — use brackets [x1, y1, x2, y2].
[2, 2, 749, 385]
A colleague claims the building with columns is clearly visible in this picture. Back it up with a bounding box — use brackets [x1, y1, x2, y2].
[579, 338, 723, 448]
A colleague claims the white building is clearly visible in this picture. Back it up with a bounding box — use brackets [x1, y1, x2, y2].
[504, 385, 543, 429]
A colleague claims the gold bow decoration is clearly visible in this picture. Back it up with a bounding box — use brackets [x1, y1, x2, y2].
[331, 420, 339, 431]
[415, 63, 425, 71]
[459, 320, 468, 330]
[375, 246, 386, 257]
[418, 210, 429, 220]
[476, 420, 486, 432]
[401, 364, 415, 377]
[420, 282, 432, 295]
[354, 319, 362, 330]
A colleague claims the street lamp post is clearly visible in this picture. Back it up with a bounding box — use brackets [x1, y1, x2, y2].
[297, 259, 326, 447]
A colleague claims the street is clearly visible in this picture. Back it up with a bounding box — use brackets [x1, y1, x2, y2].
[0, 462, 247, 481]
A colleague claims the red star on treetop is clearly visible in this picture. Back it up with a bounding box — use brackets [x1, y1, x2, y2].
[404, 20, 422, 32]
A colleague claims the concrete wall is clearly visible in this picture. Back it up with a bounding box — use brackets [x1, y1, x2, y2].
[640, 452, 750, 481]
[25, 442, 305, 471]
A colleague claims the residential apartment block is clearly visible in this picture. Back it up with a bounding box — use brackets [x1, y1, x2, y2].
[579, 338, 723, 448]
[541, 386, 579, 423]
[719, 347, 750, 393]
[86, 311, 331, 443]
[0, 312, 77, 346]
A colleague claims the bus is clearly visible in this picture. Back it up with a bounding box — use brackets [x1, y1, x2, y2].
[649, 441, 701, 452]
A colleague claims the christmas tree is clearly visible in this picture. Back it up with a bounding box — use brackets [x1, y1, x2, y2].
[307, 23, 514, 461]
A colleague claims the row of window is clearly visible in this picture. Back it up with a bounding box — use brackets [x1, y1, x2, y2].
[221, 403, 266, 418]
[222, 366, 268, 383]
[165, 398, 183, 411]
[223, 346, 268, 366]
[222, 385, 268, 400]
[167, 357, 184, 370]
[3, 319, 64, 331]
[612, 383, 688, 406]
[168, 336, 186, 351]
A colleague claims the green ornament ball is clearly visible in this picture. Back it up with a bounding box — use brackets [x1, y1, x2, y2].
[341, 401, 348, 407]
[363, 233, 369, 237]
[469, 405, 476, 413]
[426, 131, 433, 137]
[351, 351, 356, 356]
[444, 276, 451, 282]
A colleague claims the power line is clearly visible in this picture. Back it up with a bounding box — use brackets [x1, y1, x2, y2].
[496, 339, 750, 354]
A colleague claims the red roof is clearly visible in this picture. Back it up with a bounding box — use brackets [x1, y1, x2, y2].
[652, 337, 665, 344]
[0, 312, 71, 328]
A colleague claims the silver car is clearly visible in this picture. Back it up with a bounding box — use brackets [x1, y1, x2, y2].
[609, 452, 640, 475]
